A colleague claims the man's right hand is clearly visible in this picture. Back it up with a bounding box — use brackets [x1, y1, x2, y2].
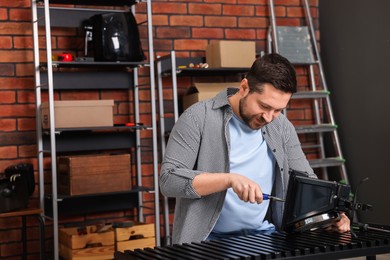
[193, 173, 263, 204]
[228, 173, 264, 204]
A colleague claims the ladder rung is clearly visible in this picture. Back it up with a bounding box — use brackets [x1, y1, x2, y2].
[295, 124, 337, 134]
[309, 157, 345, 168]
[292, 90, 330, 99]
[301, 144, 322, 149]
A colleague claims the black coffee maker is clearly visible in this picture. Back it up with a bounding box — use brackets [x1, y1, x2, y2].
[0, 163, 35, 213]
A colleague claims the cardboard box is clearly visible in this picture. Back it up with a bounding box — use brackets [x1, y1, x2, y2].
[206, 40, 256, 68]
[183, 82, 241, 110]
[57, 153, 131, 196]
[59, 225, 115, 260]
[115, 223, 155, 252]
[41, 100, 114, 129]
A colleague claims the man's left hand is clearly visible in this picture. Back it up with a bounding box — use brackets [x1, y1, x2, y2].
[327, 212, 350, 232]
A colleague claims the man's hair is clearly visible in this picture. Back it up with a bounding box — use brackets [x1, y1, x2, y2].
[246, 53, 297, 94]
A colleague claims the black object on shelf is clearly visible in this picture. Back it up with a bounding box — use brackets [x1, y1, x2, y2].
[44, 188, 152, 217]
[43, 131, 136, 153]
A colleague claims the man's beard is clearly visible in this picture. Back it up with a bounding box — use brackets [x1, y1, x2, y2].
[239, 97, 267, 130]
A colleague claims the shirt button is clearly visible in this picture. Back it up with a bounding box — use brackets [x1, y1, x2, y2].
[281, 168, 283, 171]
[273, 149, 276, 152]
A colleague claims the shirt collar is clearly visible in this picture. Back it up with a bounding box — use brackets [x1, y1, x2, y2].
[212, 87, 239, 110]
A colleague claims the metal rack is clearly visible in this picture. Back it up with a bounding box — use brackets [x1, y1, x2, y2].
[31, 0, 159, 258]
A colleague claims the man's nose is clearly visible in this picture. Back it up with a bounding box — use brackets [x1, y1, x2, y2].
[262, 111, 273, 123]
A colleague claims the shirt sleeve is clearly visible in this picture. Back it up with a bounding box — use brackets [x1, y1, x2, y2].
[284, 119, 317, 178]
[159, 106, 204, 199]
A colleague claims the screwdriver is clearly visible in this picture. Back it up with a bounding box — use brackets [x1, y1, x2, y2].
[263, 194, 285, 202]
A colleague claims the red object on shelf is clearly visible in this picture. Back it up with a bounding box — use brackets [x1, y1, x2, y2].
[58, 53, 73, 62]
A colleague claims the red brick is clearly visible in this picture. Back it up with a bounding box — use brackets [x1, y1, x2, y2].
[152, 14, 169, 26]
[0, 0, 31, 7]
[57, 36, 83, 50]
[170, 15, 204, 27]
[50, 27, 78, 37]
[0, 119, 16, 131]
[174, 39, 208, 51]
[18, 144, 37, 158]
[152, 3, 187, 14]
[256, 5, 286, 17]
[0, 8, 8, 20]
[0, 104, 35, 117]
[0, 146, 18, 159]
[192, 27, 224, 39]
[0, 77, 34, 90]
[239, 17, 268, 28]
[225, 29, 257, 40]
[274, 0, 300, 5]
[59, 91, 100, 100]
[156, 27, 191, 38]
[256, 29, 268, 40]
[13, 36, 33, 49]
[188, 3, 221, 15]
[223, 5, 255, 16]
[0, 230, 20, 243]
[205, 0, 236, 3]
[16, 90, 35, 103]
[9, 8, 31, 21]
[238, 0, 266, 3]
[287, 6, 304, 17]
[17, 118, 36, 132]
[101, 90, 130, 101]
[276, 17, 301, 26]
[0, 50, 33, 62]
[15, 63, 34, 77]
[0, 36, 12, 48]
[0, 64, 14, 76]
[205, 16, 237, 27]
[0, 22, 32, 35]
[0, 90, 16, 103]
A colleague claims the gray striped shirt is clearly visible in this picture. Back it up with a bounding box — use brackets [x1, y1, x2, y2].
[160, 88, 315, 244]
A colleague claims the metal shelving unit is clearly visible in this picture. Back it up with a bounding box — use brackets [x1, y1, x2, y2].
[31, 0, 159, 258]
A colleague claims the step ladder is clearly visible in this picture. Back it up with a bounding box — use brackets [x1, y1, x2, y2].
[267, 0, 348, 182]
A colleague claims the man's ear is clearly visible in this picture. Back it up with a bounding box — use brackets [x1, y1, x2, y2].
[240, 78, 250, 96]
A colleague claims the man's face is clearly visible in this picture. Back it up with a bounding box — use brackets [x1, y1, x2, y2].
[239, 83, 292, 130]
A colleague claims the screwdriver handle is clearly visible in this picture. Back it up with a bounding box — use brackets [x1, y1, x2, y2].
[263, 194, 270, 200]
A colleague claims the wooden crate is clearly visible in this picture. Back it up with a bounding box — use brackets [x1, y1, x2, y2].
[57, 153, 131, 196]
[59, 225, 115, 260]
[115, 223, 155, 252]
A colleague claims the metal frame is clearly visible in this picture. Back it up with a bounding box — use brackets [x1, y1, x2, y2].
[31, 0, 160, 258]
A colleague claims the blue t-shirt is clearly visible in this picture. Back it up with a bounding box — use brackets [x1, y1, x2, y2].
[212, 114, 276, 232]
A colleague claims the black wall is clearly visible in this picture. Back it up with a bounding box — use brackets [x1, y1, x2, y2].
[319, 0, 390, 225]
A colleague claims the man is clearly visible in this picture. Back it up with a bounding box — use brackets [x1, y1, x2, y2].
[159, 53, 350, 245]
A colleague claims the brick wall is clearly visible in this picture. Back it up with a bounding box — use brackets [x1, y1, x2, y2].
[0, 0, 319, 258]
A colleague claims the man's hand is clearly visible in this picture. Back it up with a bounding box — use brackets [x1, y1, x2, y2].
[229, 173, 264, 204]
[327, 212, 350, 232]
[192, 172, 264, 203]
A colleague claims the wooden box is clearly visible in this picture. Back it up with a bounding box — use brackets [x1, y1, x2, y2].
[58, 154, 131, 196]
[115, 223, 155, 252]
[59, 225, 115, 260]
